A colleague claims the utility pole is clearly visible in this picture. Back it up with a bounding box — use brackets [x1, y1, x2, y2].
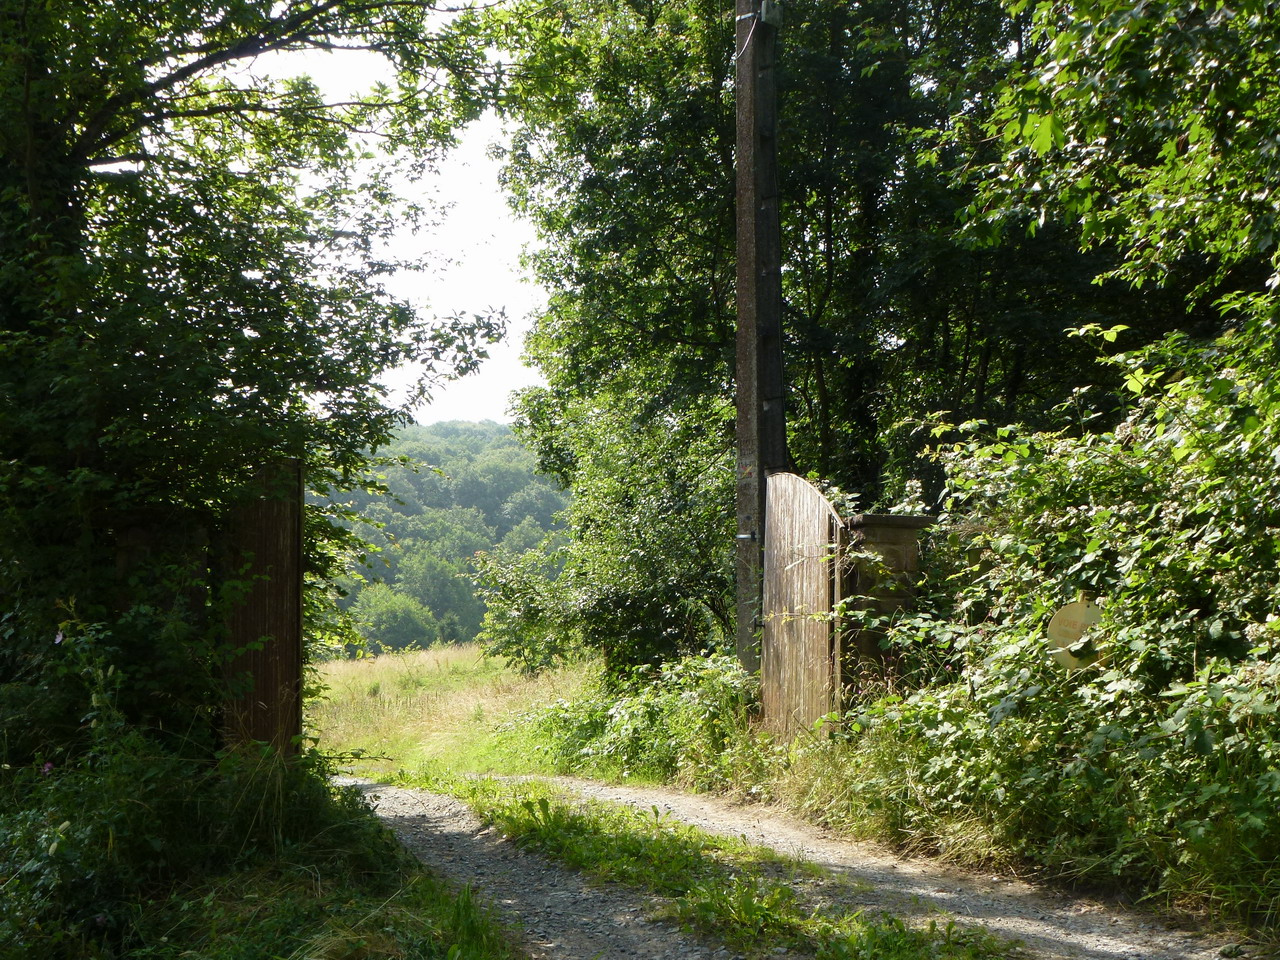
[735, 0, 788, 672]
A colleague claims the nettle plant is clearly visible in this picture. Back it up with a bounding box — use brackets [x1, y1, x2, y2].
[854, 321, 1280, 917]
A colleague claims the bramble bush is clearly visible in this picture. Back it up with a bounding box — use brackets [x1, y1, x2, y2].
[820, 321, 1280, 922]
[508, 653, 765, 789]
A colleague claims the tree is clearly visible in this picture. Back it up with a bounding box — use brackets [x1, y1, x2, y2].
[495, 516, 549, 555]
[349, 583, 439, 652]
[397, 546, 486, 641]
[841, 2, 1280, 897]
[479, 0, 1202, 669]
[0, 1, 497, 748]
[480, 386, 735, 673]
[500, 485, 564, 534]
[982, 0, 1279, 308]
[400, 506, 495, 562]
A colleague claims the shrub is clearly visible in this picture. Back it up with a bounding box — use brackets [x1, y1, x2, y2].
[511, 653, 764, 790]
[0, 621, 441, 958]
[832, 322, 1280, 922]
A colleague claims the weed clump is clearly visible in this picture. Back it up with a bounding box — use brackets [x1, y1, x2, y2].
[443, 778, 1014, 960]
[509, 653, 765, 789]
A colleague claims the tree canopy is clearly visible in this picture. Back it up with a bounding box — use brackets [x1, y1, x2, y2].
[1, 0, 497, 746]
[475, 0, 1221, 672]
[984, 0, 1280, 295]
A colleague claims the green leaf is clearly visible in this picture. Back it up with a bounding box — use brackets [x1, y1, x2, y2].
[1030, 112, 1066, 155]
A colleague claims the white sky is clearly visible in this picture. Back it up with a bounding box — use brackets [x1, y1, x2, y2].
[254, 48, 547, 425]
[381, 112, 547, 424]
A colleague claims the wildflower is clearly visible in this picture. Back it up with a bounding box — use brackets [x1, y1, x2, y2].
[54, 630, 63, 645]
[42, 761, 54, 776]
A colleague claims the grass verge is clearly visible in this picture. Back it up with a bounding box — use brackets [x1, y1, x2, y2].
[401, 772, 1019, 960]
[122, 848, 516, 960]
[1, 750, 522, 960]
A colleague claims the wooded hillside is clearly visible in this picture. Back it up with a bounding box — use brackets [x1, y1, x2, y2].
[330, 421, 567, 652]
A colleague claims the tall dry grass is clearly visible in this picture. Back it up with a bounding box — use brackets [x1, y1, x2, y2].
[308, 644, 593, 776]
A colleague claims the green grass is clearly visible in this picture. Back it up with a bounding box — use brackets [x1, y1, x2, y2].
[122, 853, 516, 960]
[310, 645, 591, 778]
[403, 773, 1019, 960]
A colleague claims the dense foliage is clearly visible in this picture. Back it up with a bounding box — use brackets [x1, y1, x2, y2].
[825, 323, 1280, 917]
[332, 421, 567, 652]
[979, 0, 1280, 296]
[810, 0, 1280, 921]
[475, 391, 735, 672]
[0, 0, 496, 748]
[1, 670, 515, 959]
[512, 654, 759, 786]
[472, 0, 1218, 672]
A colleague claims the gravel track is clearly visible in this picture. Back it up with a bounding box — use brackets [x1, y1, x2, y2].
[343, 777, 1249, 960]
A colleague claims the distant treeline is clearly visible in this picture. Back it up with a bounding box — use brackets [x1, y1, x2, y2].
[331, 421, 567, 653]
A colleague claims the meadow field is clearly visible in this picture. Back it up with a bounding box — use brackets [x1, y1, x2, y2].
[309, 644, 591, 776]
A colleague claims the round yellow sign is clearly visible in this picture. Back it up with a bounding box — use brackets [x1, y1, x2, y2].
[1046, 599, 1102, 669]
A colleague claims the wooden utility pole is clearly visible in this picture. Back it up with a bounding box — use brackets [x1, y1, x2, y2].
[735, 0, 788, 672]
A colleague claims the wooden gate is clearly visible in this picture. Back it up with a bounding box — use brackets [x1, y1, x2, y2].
[222, 460, 304, 755]
[761, 472, 845, 734]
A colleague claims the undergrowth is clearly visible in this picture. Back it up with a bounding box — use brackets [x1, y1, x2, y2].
[0, 634, 518, 960]
[820, 326, 1280, 930]
[502, 652, 770, 790]
[0, 744, 517, 960]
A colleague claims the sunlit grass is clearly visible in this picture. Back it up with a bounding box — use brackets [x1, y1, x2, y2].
[308, 644, 594, 777]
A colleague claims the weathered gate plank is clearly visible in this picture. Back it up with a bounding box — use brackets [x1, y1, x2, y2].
[761, 473, 843, 734]
[222, 459, 304, 755]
